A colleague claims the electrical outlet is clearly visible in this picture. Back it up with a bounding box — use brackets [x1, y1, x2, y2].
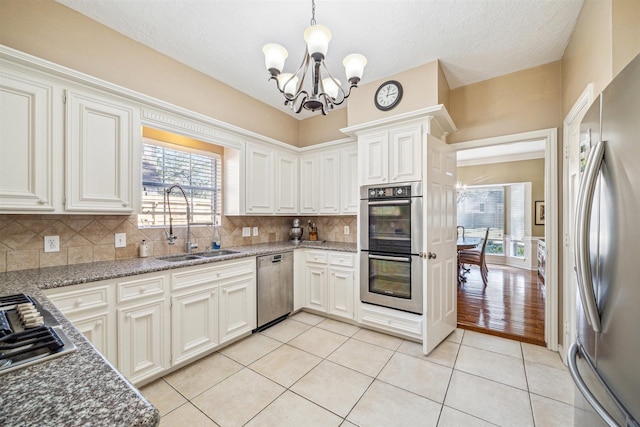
[115, 233, 127, 248]
[344, 226, 350, 235]
[252, 227, 259, 236]
[242, 227, 251, 237]
[44, 236, 60, 253]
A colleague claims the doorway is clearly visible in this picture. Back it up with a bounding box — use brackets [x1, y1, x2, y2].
[453, 129, 559, 350]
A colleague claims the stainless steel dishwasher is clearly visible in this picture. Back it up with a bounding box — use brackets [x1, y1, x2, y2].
[256, 252, 293, 331]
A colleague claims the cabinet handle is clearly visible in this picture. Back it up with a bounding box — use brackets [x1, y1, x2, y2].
[75, 298, 83, 306]
[122, 202, 129, 207]
[211, 291, 216, 297]
[125, 313, 131, 319]
[140, 286, 147, 293]
[96, 319, 103, 326]
[216, 272, 221, 277]
[38, 199, 48, 205]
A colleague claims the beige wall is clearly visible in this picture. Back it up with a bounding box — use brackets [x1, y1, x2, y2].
[346, 60, 444, 127]
[448, 62, 563, 144]
[458, 159, 546, 238]
[612, 0, 640, 77]
[298, 108, 349, 147]
[0, 0, 301, 146]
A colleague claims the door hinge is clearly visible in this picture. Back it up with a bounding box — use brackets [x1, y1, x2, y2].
[62, 92, 67, 104]
[563, 143, 569, 159]
[564, 233, 570, 246]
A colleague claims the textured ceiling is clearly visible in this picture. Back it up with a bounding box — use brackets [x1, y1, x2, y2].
[55, 0, 584, 119]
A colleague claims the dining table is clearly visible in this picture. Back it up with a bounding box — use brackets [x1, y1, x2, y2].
[456, 236, 482, 284]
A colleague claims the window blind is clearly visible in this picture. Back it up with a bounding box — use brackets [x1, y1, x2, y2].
[139, 142, 222, 227]
[510, 183, 525, 241]
[457, 186, 505, 254]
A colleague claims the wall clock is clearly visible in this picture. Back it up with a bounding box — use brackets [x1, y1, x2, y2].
[374, 80, 403, 111]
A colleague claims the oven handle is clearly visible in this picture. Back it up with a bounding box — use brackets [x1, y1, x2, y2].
[368, 254, 412, 262]
[367, 199, 411, 206]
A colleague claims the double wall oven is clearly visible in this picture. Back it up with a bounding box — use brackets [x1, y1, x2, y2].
[360, 182, 423, 314]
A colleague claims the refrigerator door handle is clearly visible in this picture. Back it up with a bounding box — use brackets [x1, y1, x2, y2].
[574, 140, 605, 332]
[568, 342, 631, 427]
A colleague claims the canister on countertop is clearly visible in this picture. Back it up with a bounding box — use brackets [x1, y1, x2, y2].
[139, 240, 149, 257]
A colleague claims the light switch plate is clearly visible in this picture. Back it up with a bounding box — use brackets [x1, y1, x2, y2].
[115, 233, 127, 248]
[252, 227, 259, 236]
[242, 227, 251, 237]
[44, 236, 60, 253]
[344, 226, 350, 235]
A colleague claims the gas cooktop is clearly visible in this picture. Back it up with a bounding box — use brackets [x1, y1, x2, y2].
[0, 293, 76, 374]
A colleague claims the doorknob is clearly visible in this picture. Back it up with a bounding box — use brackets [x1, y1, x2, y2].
[428, 252, 437, 259]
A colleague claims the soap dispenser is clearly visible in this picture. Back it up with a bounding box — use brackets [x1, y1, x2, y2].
[213, 225, 221, 250]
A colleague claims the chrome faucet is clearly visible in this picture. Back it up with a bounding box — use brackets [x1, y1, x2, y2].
[165, 184, 198, 254]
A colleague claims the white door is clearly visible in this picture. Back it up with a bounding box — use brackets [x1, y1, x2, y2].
[340, 145, 359, 214]
[305, 263, 327, 312]
[328, 266, 355, 319]
[71, 312, 116, 364]
[389, 126, 422, 183]
[423, 134, 457, 354]
[171, 287, 219, 365]
[219, 275, 256, 343]
[360, 131, 389, 185]
[318, 151, 341, 214]
[299, 154, 318, 214]
[245, 144, 274, 214]
[275, 151, 298, 214]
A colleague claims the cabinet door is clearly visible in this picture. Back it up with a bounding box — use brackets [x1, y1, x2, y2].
[360, 132, 389, 185]
[0, 70, 56, 211]
[245, 144, 274, 214]
[118, 299, 168, 384]
[340, 145, 359, 214]
[275, 150, 298, 214]
[389, 126, 422, 183]
[328, 267, 355, 319]
[171, 287, 219, 365]
[69, 311, 116, 365]
[318, 151, 341, 214]
[299, 154, 318, 214]
[305, 263, 327, 312]
[65, 89, 139, 213]
[219, 275, 256, 344]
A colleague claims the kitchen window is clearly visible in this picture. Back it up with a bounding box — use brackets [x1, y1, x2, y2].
[139, 137, 222, 227]
[457, 186, 505, 254]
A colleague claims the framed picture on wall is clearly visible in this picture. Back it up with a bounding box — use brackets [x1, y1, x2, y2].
[535, 201, 545, 225]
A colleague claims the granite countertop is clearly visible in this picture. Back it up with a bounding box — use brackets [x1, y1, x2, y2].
[0, 240, 355, 426]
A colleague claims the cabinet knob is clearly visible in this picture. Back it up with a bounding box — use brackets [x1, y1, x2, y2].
[122, 202, 129, 207]
[96, 319, 103, 326]
[75, 298, 83, 306]
[216, 272, 221, 277]
[140, 286, 147, 293]
[211, 291, 216, 297]
[38, 199, 48, 205]
[125, 313, 131, 319]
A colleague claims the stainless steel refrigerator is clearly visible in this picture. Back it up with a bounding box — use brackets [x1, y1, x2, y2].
[570, 53, 640, 427]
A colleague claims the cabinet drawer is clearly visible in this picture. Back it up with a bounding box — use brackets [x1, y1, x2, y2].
[117, 275, 166, 303]
[45, 285, 110, 315]
[359, 304, 422, 340]
[305, 251, 328, 264]
[328, 252, 354, 267]
[172, 258, 255, 290]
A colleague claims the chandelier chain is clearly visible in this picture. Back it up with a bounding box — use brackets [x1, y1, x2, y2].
[310, 0, 316, 26]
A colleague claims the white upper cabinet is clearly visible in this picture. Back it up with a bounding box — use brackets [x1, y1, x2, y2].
[318, 150, 341, 214]
[389, 126, 422, 183]
[359, 124, 423, 185]
[65, 89, 140, 213]
[299, 154, 319, 214]
[275, 150, 298, 214]
[0, 67, 57, 212]
[245, 143, 274, 214]
[360, 131, 389, 185]
[340, 145, 359, 214]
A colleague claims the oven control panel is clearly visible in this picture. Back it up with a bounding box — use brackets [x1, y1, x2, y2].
[367, 185, 412, 199]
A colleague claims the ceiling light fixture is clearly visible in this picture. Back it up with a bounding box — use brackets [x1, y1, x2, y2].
[262, 0, 367, 115]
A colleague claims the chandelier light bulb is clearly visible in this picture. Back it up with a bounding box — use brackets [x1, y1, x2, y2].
[262, 43, 288, 76]
[303, 25, 332, 60]
[277, 73, 299, 96]
[343, 53, 367, 83]
[322, 78, 341, 100]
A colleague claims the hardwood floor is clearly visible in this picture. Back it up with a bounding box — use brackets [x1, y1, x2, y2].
[457, 263, 546, 346]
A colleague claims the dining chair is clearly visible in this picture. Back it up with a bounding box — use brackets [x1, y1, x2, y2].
[457, 226, 465, 239]
[458, 227, 490, 286]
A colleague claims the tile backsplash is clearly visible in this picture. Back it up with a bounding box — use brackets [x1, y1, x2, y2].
[0, 214, 357, 272]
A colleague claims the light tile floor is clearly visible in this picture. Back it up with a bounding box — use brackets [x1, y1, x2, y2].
[140, 312, 575, 426]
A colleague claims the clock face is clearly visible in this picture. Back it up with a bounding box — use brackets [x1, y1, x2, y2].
[375, 80, 403, 111]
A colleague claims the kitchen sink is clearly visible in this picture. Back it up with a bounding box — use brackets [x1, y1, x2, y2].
[158, 254, 203, 262]
[197, 250, 240, 257]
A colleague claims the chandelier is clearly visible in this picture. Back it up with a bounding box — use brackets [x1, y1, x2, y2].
[262, 0, 367, 115]
[456, 181, 469, 204]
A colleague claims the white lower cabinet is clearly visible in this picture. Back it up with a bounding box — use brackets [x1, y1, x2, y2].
[302, 250, 355, 320]
[117, 298, 169, 383]
[45, 257, 256, 385]
[219, 275, 256, 344]
[171, 287, 219, 366]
